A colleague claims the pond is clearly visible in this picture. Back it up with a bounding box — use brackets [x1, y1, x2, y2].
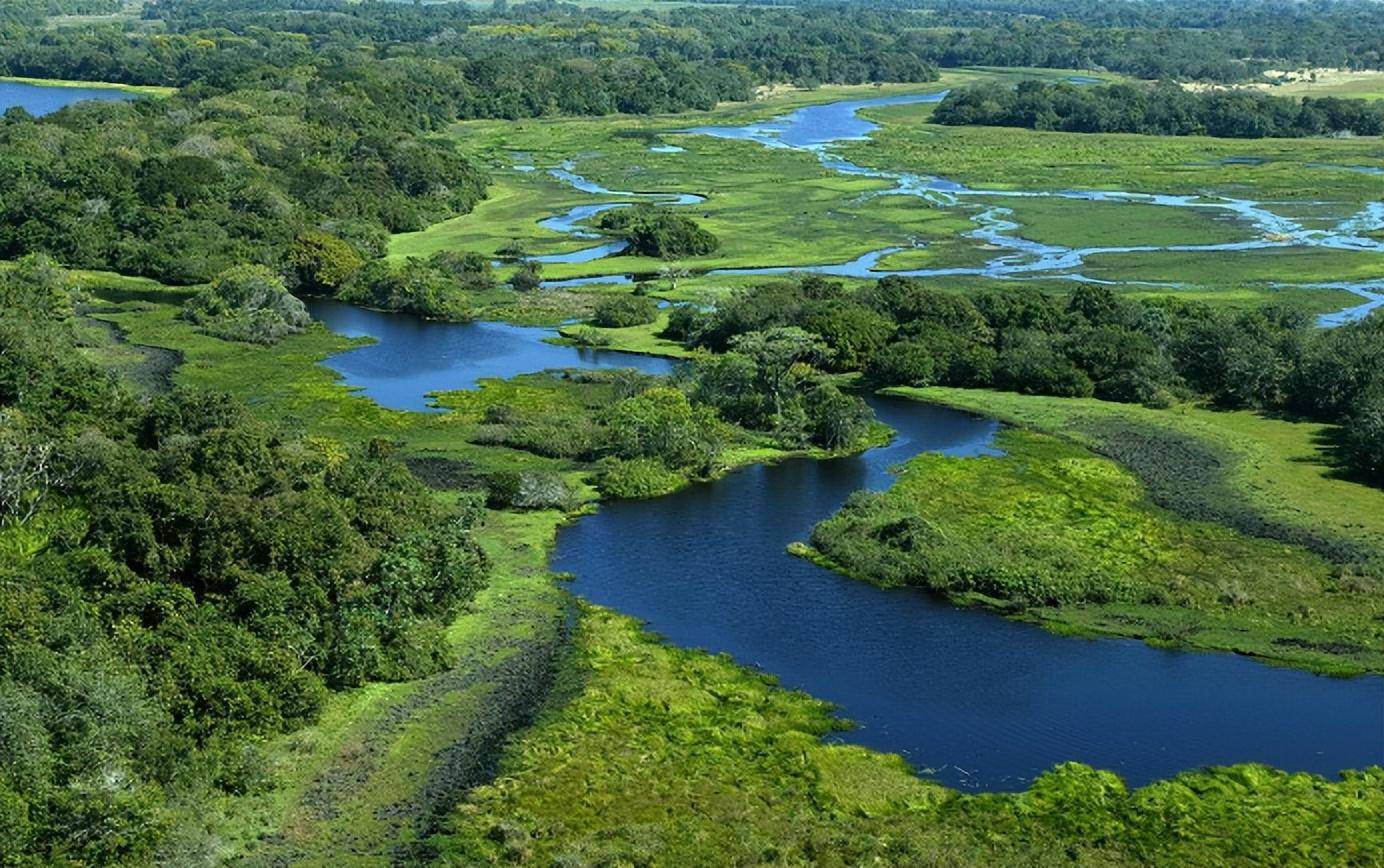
[305, 299, 676, 412]
[311, 302, 1384, 791]
[0, 79, 140, 116]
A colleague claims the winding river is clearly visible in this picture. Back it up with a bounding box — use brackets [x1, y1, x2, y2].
[536, 90, 1384, 325]
[306, 91, 1384, 792]
[309, 300, 1383, 791]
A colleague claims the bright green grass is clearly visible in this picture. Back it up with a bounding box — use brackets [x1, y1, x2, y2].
[847, 112, 1384, 206]
[1080, 247, 1383, 287]
[993, 197, 1253, 248]
[0, 74, 175, 96]
[1252, 70, 1384, 101]
[433, 604, 1384, 866]
[802, 425, 1383, 674]
[896, 387, 1384, 563]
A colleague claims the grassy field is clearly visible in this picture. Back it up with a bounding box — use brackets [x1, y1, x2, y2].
[387, 68, 1381, 323]
[0, 74, 175, 96]
[803, 425, 1382, 674]
[1242, 70, 1384, 101]
[431, 603, 1384, 866]
[849, 104, 1384, 205]
[787, 386, 1384, 674]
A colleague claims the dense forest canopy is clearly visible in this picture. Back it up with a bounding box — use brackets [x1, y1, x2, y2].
[0, 257, 490, 862]
[668, 277, 1384, 483]
[934, 80, 1384, 137]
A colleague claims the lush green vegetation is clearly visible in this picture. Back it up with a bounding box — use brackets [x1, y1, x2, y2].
[804, 426, 1382, 673]
[180, 265, 309, 345]
[669, 275, 1384, 482]
[2, 0, 1381, 861]
[937, 80, 1384, 136]
[0, 258, 490, 862]
[598, 205, 719, 258]
[432, 604, 1384, 865]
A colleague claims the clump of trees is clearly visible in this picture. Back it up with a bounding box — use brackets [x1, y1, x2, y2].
[667, 274, 1384, 483]
[592, 294, 659, 328]
[181, 265, 310, 344]
[935, 80, 1384, 137]
[599, 206, 719, 259]
[0, 258, 490, 862]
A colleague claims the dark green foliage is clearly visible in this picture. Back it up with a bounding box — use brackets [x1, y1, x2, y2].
[0, 263, 489, 862]
[591, 294, 658, 329]
[286, 231, 365, 295]
[180, 265, 310, 345]
[679, 274, 1381, 484]
[598, 206, 718, 259]
[338, 259, 467, 318]
[936, 80, 1384, 137]
[508, 261, 543, 293]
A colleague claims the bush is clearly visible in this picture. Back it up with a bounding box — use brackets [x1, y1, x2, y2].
[594, 457, 687, 499]
[598, 205, 718, 258]
[180, 265, 309, 345]
[486, 470, 576, 511]
[592, 294, 659, 328]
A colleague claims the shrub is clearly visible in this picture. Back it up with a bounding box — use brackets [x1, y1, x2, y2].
[592, 294, 659, 328]
[486, 470, 576, 511]
[594, 457, 687, 499]
[180, 265, 309, 345]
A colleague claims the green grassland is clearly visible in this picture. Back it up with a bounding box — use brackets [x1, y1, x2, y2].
[896, 388, 1384, 562]
[431, 603, 1384, 866]
[386, 69, 1380, 324]
[1080, 247, 1384, 288]
[1253, 70, 1384, 101]
[791, 386, 1384, 674]
[801, 426, 1382, 674]
[0, 74, 175, 96]
[848, 103, 1384, 205]
[991, 198, 1253, 248]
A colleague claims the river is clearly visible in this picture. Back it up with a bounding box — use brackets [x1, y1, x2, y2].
[535, 90, 1384, 326]
[307, 301, 1384, 792]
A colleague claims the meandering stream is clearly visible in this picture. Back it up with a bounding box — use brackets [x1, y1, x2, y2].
[537, 90, 1384, 325]
[306, 92, 1384, 792]
[309, 300, 1383, 791]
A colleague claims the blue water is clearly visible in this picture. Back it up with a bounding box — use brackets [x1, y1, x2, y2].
[0, 80, 139, 116]
[305, 299, 675, 411]
[310, 302, 1384, 792]
[537, 89, 1383, 323]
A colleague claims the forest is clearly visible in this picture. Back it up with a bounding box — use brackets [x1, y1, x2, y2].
[935, 80, 1384, 137]
[0, 257, 491, 862]
[0, 0, 1381, 862]
[668, 277, 1384, 482]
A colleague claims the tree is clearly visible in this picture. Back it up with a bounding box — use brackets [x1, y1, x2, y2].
[181, 265, 310, 345]
[286, 231, 364, 295]
[805, 384, 873, 449]
[604, 387, 724, 470]
[728, 328, 828, 423]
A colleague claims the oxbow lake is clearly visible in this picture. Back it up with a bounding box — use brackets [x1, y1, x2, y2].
[310, 302, 1384, 792]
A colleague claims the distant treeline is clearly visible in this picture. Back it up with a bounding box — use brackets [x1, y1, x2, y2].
[653, 0, 1384, 81]
[935, 81, 1384, 137]
[0, 0, 118, 25]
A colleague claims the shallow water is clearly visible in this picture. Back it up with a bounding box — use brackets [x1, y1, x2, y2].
[0, 80, 139, 115]
[538, 89, 1384, 322]
[310, 303, 1384, 792]
[305, 299, 675, 411]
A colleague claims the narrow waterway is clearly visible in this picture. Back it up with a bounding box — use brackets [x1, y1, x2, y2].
[309, 303, 1384, 792]
[536, 89, 1384, 325]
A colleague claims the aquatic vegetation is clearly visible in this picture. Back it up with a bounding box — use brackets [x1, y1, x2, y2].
[433, 605, 1384, 865]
